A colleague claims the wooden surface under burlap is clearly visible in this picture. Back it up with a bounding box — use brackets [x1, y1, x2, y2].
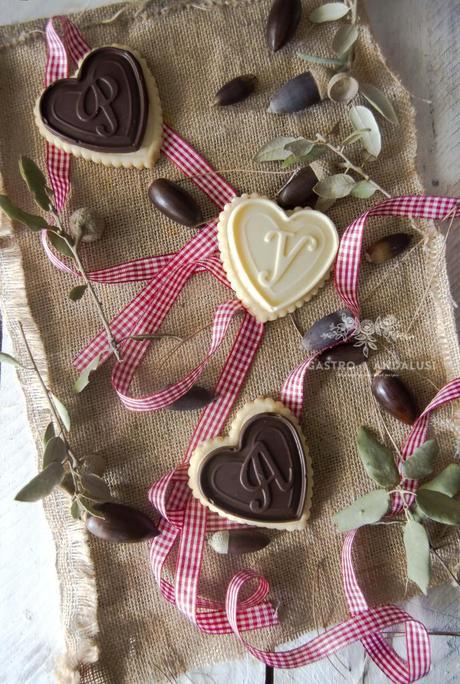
[1, 1, 460, 681]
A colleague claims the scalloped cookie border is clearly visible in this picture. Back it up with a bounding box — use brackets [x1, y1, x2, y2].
[33, 45, 163, 169]
[217, 194, 339, 323]
[188, 397, 314, 531]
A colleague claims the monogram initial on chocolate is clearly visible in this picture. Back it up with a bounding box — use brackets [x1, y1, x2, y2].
[198, 413, 307, 523]
[39, 47, 149, 153]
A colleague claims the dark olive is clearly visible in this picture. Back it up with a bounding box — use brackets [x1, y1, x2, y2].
[169, 386, 215, 411]
[365, 233, 412, 264]
[318, 342, 367, 367]
[86, 502, 159, 543]
[148, 178, 203, 228]
[214, 75, 258, 106]
[302, 309, 356, 353]
[371, 370, 419, 425]
[268, 72, 322, 114]
[276, 167, 318, 209]
[266, 0, 302, 52]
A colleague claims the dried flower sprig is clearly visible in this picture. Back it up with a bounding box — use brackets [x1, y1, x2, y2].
[0, 157, 121, 362]
[333, 426, 460, 593]
[2, 325, 159, 542]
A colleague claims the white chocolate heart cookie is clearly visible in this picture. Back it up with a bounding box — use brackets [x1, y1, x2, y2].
[188, 398, 313, 531]
[218, 194, 339, 322]
[34, 45, 163, 169]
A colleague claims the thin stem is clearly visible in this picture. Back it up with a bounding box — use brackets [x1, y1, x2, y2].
[51, 209, 122, 363]
[17, 321, 80, 472]
[315, 135, 391, 198]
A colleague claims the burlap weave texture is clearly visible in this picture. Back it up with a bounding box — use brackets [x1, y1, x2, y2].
[1, 1, 459, 681]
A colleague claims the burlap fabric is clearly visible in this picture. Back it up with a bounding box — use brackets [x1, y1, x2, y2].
[1, 1, 459, 681]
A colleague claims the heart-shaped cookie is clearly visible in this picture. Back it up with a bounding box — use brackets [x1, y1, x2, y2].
[34, 46, 163, 169]
[218, 194, 339, 322]
[188, 398, 313, 530]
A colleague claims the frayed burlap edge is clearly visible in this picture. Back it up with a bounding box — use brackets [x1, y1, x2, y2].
[0, 216, 99, 682]
[0, 0, 459, 681]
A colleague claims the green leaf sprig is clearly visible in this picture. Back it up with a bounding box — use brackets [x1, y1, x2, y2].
[11, 322, 110, 520]
[0, 157, 121, 363]
[333, 426, 460, 594]
[255, 111, 390, 211]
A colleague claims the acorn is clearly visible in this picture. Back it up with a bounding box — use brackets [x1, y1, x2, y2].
[302, 309, 356, 353]
[365, 233, 412, 264]
[266, 0, 302, 52]
[208, 530, 270, 555]
[268, 72, 322, 114]
[213, 75, 258, 106]
[85, 502, 159, 543]
[318, 341, 367, 367]
[371, 370, 419, 425]
[69, 207, 105, 245]
[170, 386, 215, 411]
[148, 179, 203, 228]
[276, 166, 318, 210]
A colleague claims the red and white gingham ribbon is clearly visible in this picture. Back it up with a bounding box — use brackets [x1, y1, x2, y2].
[41, 18, 460, 682]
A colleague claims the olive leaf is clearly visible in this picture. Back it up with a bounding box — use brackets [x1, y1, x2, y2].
[332, 24, 359, 56]
[315, 197, 336, 212]
[420, 463, 460, 498]
[351, 180, 378, 199]
[74, 353, 101, 394]
[69, 284, 88, 302]
[314, 174, 355, 199]
[70, 498, 82, 520]
[333, 489, 390, 532]
[0, 351, 23, 367]
[403, 520, 431, 594]
[43, 435, 67, 468]
[80, 473, 111, 502]
[309, 3, 351, 23]
[78, 496, 105, 518]
[356, 426, 400, 487]
[60, 473, 75, 496]
[50, 393, 71, 431]
[15, 462, 64, 502]
[47, 230, 75, 259]
[297, 52, 346, 67]
[416, 489, 460, 526]
[349, 106, 381, 157]
[280, 155, 298, 169]
[255, 136, 298, 162]
[360, 82, 399, 125]
[402, 439, 438, 480]
[284, 138, 315, 158]
[0, 195, 48, 231]
[19, 157, 52, 211]
[43, 421, 55, 445]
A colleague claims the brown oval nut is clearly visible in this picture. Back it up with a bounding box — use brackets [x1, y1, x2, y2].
[365, 233, 412, 264]
[268, 72, 322, 114]
[214, 75, 258, 106]
[266, 0, 302, 52]
[371, 370, 419, 425]
[148, 178, 203, 228]
[169, 386, 215, 411]
[208, 529, 270, 555]
[318, 341, 367, 367]
[276, 166, 319, 210]
[85, 502, 159, 543]
[302, 309, 356, 353]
